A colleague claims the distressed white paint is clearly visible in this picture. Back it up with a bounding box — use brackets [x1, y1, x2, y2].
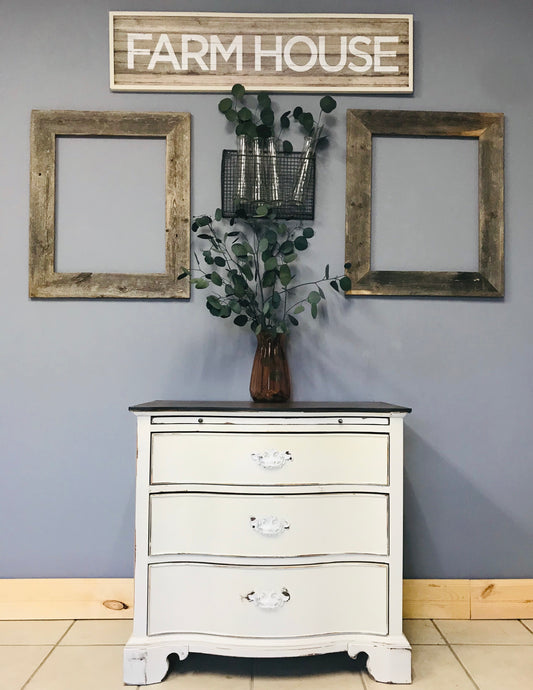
[149, 492, 389, 557]
[148, 562, 388, 637]
[150, 431, 390, 486]
[124, 406, 411, 685]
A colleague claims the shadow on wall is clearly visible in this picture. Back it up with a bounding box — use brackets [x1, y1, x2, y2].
[163, 327, 256, 400]
[403, 427, 533, 579]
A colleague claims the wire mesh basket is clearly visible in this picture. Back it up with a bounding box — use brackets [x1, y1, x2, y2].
[221, 148, 315, 220]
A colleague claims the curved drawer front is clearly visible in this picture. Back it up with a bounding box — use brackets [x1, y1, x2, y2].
[148, 562, 388, 638]
[149, 492, 389, 557]
[150, 432, 389, 486]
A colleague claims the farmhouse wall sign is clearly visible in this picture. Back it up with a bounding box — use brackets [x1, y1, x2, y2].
[110, 12, 413, 93]
[345, 109, 504, 298]
[29, 110, 191, 299]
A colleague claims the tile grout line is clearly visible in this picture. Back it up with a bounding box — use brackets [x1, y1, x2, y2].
[518, 619, 533, 635]
[20, 619, 77, 690]
[432, 619, 481, 690]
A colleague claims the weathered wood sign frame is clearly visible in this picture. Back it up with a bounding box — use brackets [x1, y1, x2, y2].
[345, 110, 504, 297]
[29, 110, 190, 299]
[110, 12, 413, 93]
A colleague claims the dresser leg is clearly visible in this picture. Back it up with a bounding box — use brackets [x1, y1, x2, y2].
[364, 645, 412, 684]
[124, 643, 189, 685]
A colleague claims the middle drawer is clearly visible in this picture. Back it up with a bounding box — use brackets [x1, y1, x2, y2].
[149, 492, 389, 558]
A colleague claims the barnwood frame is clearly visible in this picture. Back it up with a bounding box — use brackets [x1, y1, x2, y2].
[29, 110, 190, 298]
[345, 109, 504, 297]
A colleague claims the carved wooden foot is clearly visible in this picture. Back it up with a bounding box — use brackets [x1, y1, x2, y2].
[348, 642, 411, 684]
[124, 643, 189, 685]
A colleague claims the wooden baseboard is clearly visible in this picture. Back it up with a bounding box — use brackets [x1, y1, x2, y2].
[0, 578, 532, 620]
[0, 579, 133, 620]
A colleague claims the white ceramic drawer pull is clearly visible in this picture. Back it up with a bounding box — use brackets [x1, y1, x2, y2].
[250, 449, 293, 469]
[250, 515, 290, 536]
[244, 588, 291, 609]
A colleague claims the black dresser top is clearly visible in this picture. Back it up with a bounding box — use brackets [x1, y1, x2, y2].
[129, 400, 411, 413]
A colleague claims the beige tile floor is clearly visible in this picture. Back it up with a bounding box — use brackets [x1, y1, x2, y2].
[1, 618, 533, 689]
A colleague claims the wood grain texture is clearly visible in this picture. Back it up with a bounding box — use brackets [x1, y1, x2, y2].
[110, 12, 413, 93]
[29, 110, 191, 299]
[403, 579, 470, 619]
[345, 109, 505, 298]
[471, 579, 533, 619]
[0, 579, 133, 620]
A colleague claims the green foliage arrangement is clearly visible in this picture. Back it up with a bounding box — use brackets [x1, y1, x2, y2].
[178, 85, 351, 335]
[179, 205, 351, 335]
[218, 82, 337, 152]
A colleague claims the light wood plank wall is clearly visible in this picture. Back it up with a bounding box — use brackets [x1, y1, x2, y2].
[1, 579, 532, 620]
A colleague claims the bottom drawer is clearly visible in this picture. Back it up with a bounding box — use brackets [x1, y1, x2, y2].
[148, 562, 388, 638]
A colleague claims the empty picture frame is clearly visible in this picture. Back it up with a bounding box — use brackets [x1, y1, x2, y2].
[29, 110, 190, 298]
[345, 109, 504, 297]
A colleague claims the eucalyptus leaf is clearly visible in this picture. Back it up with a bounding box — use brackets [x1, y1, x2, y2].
[271, 291, 281, 308]
[234, 314, 248, 327]
[243, 121, 257, 138]
[339, 276, 352, 292]
[210, 271, 223, 286]
[279, 240, 294, 255]
[196, 215, 211, 227]
[207, 295, 222, 309]
[214, 256, 226, 267]
[215, 208, 223, 221]
[279, 264, 292, 287]
[299, 112, 314, 133]
[262, 270, 277, 288]
[302, 227, 314, 239]
[230, 300, 241, 314]
[218, 97, 233, 113]
[255, 205, 269, 217]
[311, 302, 318, 319]
[293, 106, 303, 119]
[241, 263, 253, 281]
[288, 314, 299, 326]
[238, 107, 252, 122]
[193, 278, 209, 289]
[258, 237, 269, 253]
[294, 305, 305, 314]
[284, 253, 297, 263]
[330, 280, 339, 292]
[307, 290, 321, 305]
[319, 95, 337, 113]
[261, 108, 274, 126]
[225, 108, 238, 122]
[232, 243, 248, 257]
[257, 92, 271, 108]
[264, 256, 278, 271]
[220, 305, 231, 318]
[325, 264, 330, 279]
[282, 140, 293, 153]
[294, 236, 308, 250]
[232, 83, 245, 99]
[256, 124, 272, 138]
[344, 262, 352, 269]
[266, 230, 278, 245]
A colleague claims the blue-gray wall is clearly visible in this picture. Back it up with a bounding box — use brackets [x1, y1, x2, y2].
[1, 0, 532, 579]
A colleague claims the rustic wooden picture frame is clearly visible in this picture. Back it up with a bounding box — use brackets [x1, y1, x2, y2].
[345, 110, 504, 297]
[29, 110, 190, 298]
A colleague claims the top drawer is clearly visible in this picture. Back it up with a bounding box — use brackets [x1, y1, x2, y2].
[150, 431, 389, 486]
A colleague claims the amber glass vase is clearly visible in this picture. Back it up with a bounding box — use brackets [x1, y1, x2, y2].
[249, 331, 291, 403]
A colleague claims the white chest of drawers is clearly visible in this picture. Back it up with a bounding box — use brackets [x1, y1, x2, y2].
[124, 401, 412, 685]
